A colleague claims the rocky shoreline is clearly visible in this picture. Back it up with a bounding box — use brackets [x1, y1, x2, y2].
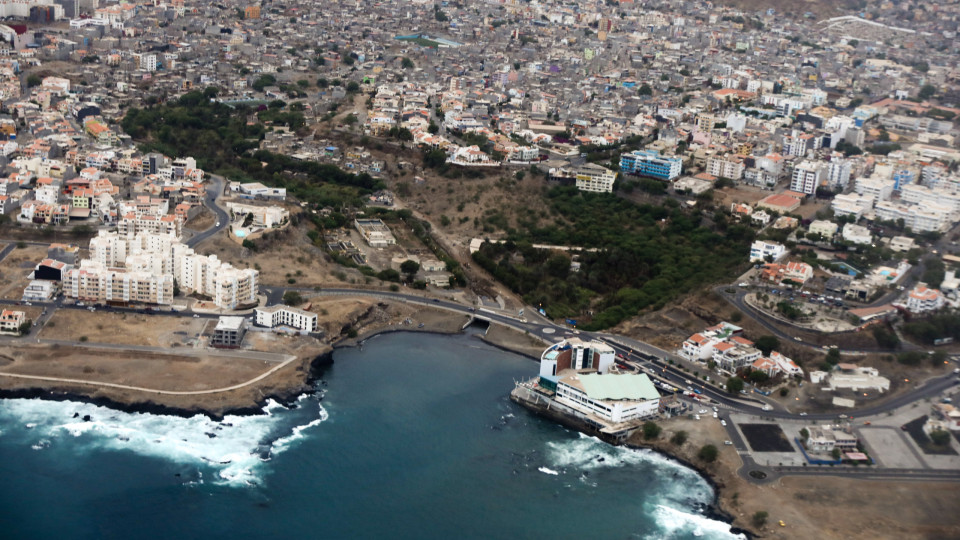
[0, 351, 335, 421]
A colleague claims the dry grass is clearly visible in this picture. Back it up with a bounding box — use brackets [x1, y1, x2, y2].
[42, 310, 208, 347]
[0, 245, 47, 300]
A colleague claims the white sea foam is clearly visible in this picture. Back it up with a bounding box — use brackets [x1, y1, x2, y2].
[648, 505, 746, 540]
[538, 466, 559, 475]
[0, 394, 329, 487]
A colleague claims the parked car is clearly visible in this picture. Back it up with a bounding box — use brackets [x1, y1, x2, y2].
[720, 420, 727, 427]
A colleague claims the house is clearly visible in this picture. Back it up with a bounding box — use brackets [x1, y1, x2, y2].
[842, 223, 872, 245]
[712, 342, 761, 373]
[805, 426, 858, 453]
[680, 333, 720, 361]
[808, 220, 838, 240]
[354, 218, 397, 247]
[752, 351, 802, 377]
[0, 309, 25, 333]
[761, 261, 814, 285]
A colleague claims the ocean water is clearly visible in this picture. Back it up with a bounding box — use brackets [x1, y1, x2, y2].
[0, 332, 744, 540]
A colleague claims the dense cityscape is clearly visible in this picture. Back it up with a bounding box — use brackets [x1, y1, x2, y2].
[0, 0, 959, 538]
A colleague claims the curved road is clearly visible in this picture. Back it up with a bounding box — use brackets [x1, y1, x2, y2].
[185, 174, 230, 247]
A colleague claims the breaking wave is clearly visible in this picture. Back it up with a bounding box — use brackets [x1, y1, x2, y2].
[546, 433, 745, 540]
[0, 393, 328, 487]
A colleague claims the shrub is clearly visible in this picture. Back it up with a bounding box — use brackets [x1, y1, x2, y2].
[670, 430, 688, 446]
[752, 511, 768, 528]
[698, 444, 718, 463]
[642, 421, 662, 440]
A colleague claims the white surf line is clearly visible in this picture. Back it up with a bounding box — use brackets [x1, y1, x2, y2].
[0, 354, 299, 396]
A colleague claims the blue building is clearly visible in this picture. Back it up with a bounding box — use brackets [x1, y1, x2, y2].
[892, 169, 914, 191]
[619, 150, 682, 181]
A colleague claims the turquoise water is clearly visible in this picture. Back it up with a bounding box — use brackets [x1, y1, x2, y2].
[0, 332, 743, 539]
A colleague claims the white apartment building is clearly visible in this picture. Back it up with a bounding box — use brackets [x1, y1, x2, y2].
[827, 159, 852, 188]
[255, 305, 318, 332]
[117, 213, 181, 238]
[900, 184, 960, 218]
[790, 161, 823, 195]
[174, 246, 258, 310]
[65, 261, 174, 305]
[873, 201, 951, 232]
[139, 53, 157, 72]
[831, 193, 873, 219]
[574, 163, 617, 193]
[854, 176, 895, 204]
[749, 240, 786, 262]
[706, 155, 744, 180]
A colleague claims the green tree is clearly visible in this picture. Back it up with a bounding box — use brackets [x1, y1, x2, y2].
[637, 83, 653, 96]
[747, 370, 769, 384]
[918, 84, 936, 100]
[754, 335, 780, 356]
[826, 347, 841, 365]
[725, 376, 744, 394]
[26, 74, 42, 87]
[642, 421, 662, 440]
[401, 57, 414, 69]
[930, 429, 950, 446]
[428, 121, 439, 134]
[670, 430, 688, 446]
[799, 428, 809, 441]
[345, 81, 360, 93]
[831, 448, 842, 460]
[752, 511, 768, 528]
[283, 291, 304, 306]
[400, 259, 421, 276]
[18, 319, 32, 335]
[698, 444, 718, 463]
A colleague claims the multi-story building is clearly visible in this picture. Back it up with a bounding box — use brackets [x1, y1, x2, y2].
[620, 150, 682, 181]
[831, 193, 873, 220]
[808, 220, 838, 240]
[574, 163, 616, 193]
[712, 341, 761, 373]
[904, 284, 945, 314]
[706, 155, 744, 180]
[900, 184, 960, 217]
[554, 372, 661, 424]
[749, 240, 786, 262]
[212, 316, 246, 348]
[64, 261, 174, 306]
[842, 223, 872, 245]
[0, 309, 25, 333]
[826, 159, 852, 189]
[854, 176, 894, 205]
[873, 201, 951, 232]
[255, 305, 318, 332]
[790, 161, 823, 195]
[539, 338, 615, 377]
[226, 202, 290, 228]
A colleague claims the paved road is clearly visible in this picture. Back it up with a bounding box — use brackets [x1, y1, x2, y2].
[185, 174, 229, 247]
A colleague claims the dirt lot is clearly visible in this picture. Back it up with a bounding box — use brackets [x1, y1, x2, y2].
[184, 205, 216, 233]
[632, 417, 960, 539]
[482, 323, 551, 359]
[0, 244, 47, 300]
[42, 310, 208, 347]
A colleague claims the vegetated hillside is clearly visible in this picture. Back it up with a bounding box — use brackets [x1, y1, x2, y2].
[121, 90, 382, 208]
[472, 186, 754, 330]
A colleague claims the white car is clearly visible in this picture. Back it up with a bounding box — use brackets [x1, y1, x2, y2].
[713, 412, 718, 418]
[694, 414, 700, 420]
[799, 412, 808, 416]
[699, 409, 708, 414]
[724, 440, 733, 446]
[720, 420, 727, 427]
[215, 222, 221, 227]
[193, 314, 200, 318]
[712, 406, 718, 412]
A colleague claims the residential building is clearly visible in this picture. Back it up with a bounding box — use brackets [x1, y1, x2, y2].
[826, 159, 852, 189]
[831, 193, 873, 220]
[805, 426, 858, 453]
[0, 309, 25, 333]
[680, 333, 720, 361]
[854, 176, 894, 204]
[706, 155, 744, 180]
[761, 261, 814, 284]
[574, 163, 616, 193]
[64, 261, 174, 306]
[620, 150, 682, 181]
[712, 341, 761, 373]
[904, 284, 945, 314]
[808, 220, 838, 240]
[873, 201, 951, 232]
[749, 240, 786, 262]
[790, 161, 823, 195]
[226, 202, 290, 228]
[255, 305, 319, 332]
[842, 223, 872, 245]
[21, 279, 56, 302]
[211, 316, 246, 348]
[751, 351, 802, 377]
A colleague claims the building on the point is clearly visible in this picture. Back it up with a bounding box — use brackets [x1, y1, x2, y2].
[539, 338, 615, 378]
